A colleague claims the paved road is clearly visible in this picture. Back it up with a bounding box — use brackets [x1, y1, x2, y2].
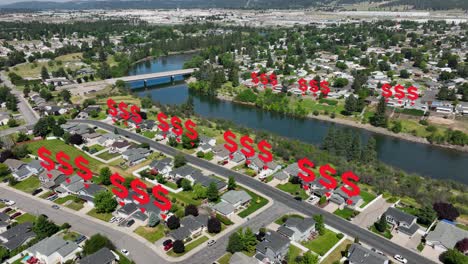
[72, 119, 437, 264]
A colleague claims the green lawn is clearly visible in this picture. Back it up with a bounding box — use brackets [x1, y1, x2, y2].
[89, 144, 105, 152]
[276, 182, 308, 200]
[54, 195, 77, 205]
[134, 225, 165, 243]
[301, 229, 340, 256]
[143, 131, 157, 139]
[39, 191, 54, 199]
[169, 190, 202, 206]
[334, 208, 359, 220]
[321, 239, 353, 264]
[96, 129, 108, 134]
[97, 150, 120, 160]
[12, 176, 40, 193]
[202, 152, 214, 161]
[370, 225, 393, 239]
[167, 236, 209, 257]
[66, 201, 85, 211]
[15, 213, 36, 224]
[359, 190, 377, 208]
[275, 214, 305, 225]
[163, 181, 178, 190]
[116, 252, 135, 264]
[286, 245, 303, 264]
[27, 139, 103, 169]
[238, 189, 268, 218]
[87, 208, 113, 222]
[217, 253, 232, 264]
[63, 231, 80, 241]
[0, 203, 5, 209]
[456, 224, 468, 231]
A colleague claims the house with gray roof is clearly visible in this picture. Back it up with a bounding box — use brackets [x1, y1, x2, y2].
[0, 220, 9, 233]
[191, 173, 227, 191]
[39, 170, 67, 189]
[347, 243, 389, 264]
[82, 132, 102, 145]
[247, 155, 281, 178]
[180, 215, 205, 236]
[272, 171, 288, 183]
[426, 221, 468, 252]
[384, 207, 419, 236]
[25, 236, 81, 264]
[79, 247, 117, 264]
[0, 222, 36, 251]
[149, 158, 172, 176]
[122, 147, 152, 166]
[277, 217, 315, 242]
[330, 188, 363, 209]
[169, 226, 192, 242]
[97, 133, 120, 147]
[117, 202, 138, 218]
[169, 214, 209, 242]
[109, 140, 131, 153]
[229, 252, 259, 264]
[27, 160, 44, 175]
[4, 159, 34, 180]
[255, 231, 290, 263]
[230, 151, 245, 164]
[0, 112, 10, 125]
[212, 201, 236, 218]
[213, 144, 230, 160]
[197, 143, 213, 153]
[284, 163, 300, 177]
[213, 190, 251, 218]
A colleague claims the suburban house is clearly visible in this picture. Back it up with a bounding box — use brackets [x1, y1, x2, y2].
[169, 215, 209, 242]
[283, 163, 300, 177]
[277, 217, 315, 242]
[97, 133, 120, 147]
[384, 207, 420, 237]
[148, 158, 172, 176]
[230, 151, 246, 165]
[255, 231, 290, 264]
[272, 171, 289, 184]
[122, 147, 152, 166]
[4, 159, 34, 180]
[329, 188, 363, 209]
[0, 222, 36, 251]
[213, 144, 230, 160]
[82, 132, 102, 145]
[78, 247, 117, 264]
[169, 165, 226, 191]
[25, 236, 81, 264]
[197, 143, 213, 153]
[191, 172, 227, 191]
[200, 135, 216, 146]
[426, 221, 468, 252]
[39, 170, 67, 189]
[229, 252, 260, 264]
[213, 190, 251, 218]
[116, 202, 138, 218]
[347, 243, 389, 264]
[26, 160, 44, 175]
[139, 120, 157, 131]
[0, 112, 9, 125]
[247, 155, 281, 178]
[109, 141, 132, 154]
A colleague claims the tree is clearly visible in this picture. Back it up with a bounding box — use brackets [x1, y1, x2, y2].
[240, 228, 257, 253]
[391, 121, 402, 133]
[41, 66, 49, 80]
[228, 176, 237, 190]
[0, 247, 9, 262]
[375, 214, 387, 233]
[370, 97, 388, 128]
[23, 86, 30, 97]
[440, 249, 468, 264]
[182, 134, 198, 149]
[362, 137, 377, 164]
[206, 182, 219, 202]
[319, 196, 327, 205]
[33, 118, 50, 138]
[83, 234, 115, 256]
[33, 215, 59, 239]
[314, 214, 325, 235]
[69, 134, 84, 145]
[344, 95, 357, 115]
[93, 191, 117, 213]
[174, 154, 186, 168]
[301, 251, 319, 264]
[168, 136, 178, 147]
[416, 206, 437, 226]
[348, 134, 361, 161]
[60, 89, 71, 102]
[333, 78, 349, 88]
[51, 125, 64, 137]
[227, 232, 243, 253]
[148, 212, 160, 227]
[433, 202, 460, 221]
[166, 216, 180, 230]
[12, 145, 30, 158]
[99, 167, 112, 185]
[207, 217, 222, 233]
[184, 204, 198, 217]
[7, 118, 18, 127]
[140, 96, 153, 109]
[400, 69, 410, 78]
[173, 240, 185, 254]
[0, 164, 10, 177]
[455, 238, 468, 254]
[192, 183, 207, 200]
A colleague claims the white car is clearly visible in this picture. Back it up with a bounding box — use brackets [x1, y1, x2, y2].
[207, 240, 216, 247]
[109, 217, 117, 223]
[394, 255, 408, 263]
[4, 200, 15, 206]
[121, 249, 129, 256]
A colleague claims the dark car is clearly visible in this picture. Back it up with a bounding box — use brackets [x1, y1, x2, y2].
[2, 208, 12, 214]
[163, 239, 172, 246]
[294, 196, 302, 201]
[10, 212, 22, 219]
[126, 219, 135, 227]
[32, 188, 43, 196]
[75, 235, 86, 244]
[163, 242, 173, 251]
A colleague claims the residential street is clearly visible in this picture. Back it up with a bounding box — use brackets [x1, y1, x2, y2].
[71, 119, 438, 264]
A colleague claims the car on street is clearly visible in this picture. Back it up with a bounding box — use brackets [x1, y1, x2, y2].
[371, 248, 384, 255]
[32, 188, 43, 196]
[10, 212, 22, 219]
[51, 205, 60, 210]
[109, 217, 117, 223]
[126, 219, 135, 227]
[394, 255, 408, 263]
[294, 196, 302, 201]
[207, 240, 216, 247]
[3, 200, 15, 206]
[120, 249, 130, 256]
[163, 241, 173, 251]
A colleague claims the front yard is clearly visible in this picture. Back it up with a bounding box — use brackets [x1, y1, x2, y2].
[12, 176, 41, 193]
[276, 182, 309, 200]
[15, 213, 36, 224]
[237, 189, 268, 218]
[321, 239, 353, 264]
[334, 208, 359, 220]
[87, 208, 113, 222]
[370, 225, 393, 239]
[300, 229, 340, 256]
[134, 225, 165, 243]
[359, 190, 377, 208]
[167, 235, 209, 257]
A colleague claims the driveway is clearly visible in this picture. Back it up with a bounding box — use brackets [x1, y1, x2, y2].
[352, 196, 392, 228]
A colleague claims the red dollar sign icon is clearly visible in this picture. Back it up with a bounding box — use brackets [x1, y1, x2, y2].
[406, 85, 418, 105]
[260, 73, 268, 88]
[394, 84, 405, 104]
[269, 73, 278, 86]
[381, 83, 392, 102]
[320, 80, 330, 98]
[251, 72, 259, 84]
[309, 80, 319, 97]
[298, 78, 308, 96]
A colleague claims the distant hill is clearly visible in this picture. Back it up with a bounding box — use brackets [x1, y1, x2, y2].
[0, 0, 466, 10]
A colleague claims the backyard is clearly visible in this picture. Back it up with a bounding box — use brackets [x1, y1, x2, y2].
[167, 235, 209, 257]
[359, 190, 377, 208]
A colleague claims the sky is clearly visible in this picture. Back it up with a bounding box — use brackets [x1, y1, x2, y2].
[0, 0, 72, 4]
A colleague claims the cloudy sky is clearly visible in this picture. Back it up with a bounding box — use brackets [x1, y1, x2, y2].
[0, 0, 73, 4]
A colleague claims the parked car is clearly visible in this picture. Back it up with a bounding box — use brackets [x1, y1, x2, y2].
[371, 248, 384, 256]
[32, 188, 43, 196]
[120, 249, 130, 256]
[10, 212, 22, 219]
[4, 200, 15, 206]
[126, 219, 135, 227]
[2, 208, 12, 214]
[294, 196, 302, 201]
[163, 241, 173, 251]
[51, 205, 60, 210]
[207, 240, 216, 247]
[394, 255, 408, 263]
[109, 217, 117, 223]
[75, 235, 86, 244]
[163, 239, 172, 246]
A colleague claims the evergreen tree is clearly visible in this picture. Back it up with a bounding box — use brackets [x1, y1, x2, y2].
[370, 97, 388, 127]
[227, 232, 243, 253]
[322, 127, 336, 154]
[344, 95, 357, 115]
[362, 137, 377, 164]
[41, 66, 49, 80]
[99, 167, 112, 185]
[375, 214, 387, 232]
[266, 52, 274, 68]
[206, 182, 219, 202]
[228, 176, 237, 190]
[301, 251, 319, 264]
[241, 228, 257, 253]
[148, 212, 159, 227]
[314, 215, 325, 235]
[349, 134, 362, 161]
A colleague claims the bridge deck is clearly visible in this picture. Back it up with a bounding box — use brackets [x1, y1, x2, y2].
[106, 68, 197, 84]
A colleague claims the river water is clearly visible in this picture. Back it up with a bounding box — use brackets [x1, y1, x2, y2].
[127, 53, 468, 184]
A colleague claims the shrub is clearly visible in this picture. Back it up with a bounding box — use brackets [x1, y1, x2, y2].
[337, 233, 344, 239]
[313, 110, 319, 116]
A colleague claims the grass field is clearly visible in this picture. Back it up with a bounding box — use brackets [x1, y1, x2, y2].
[274, 214, 304, 225]
[143, 131, 157, 139]
[321, 239, 352, 264]
[286, 245, 303, 264]
[217, 253, 232, 264]
[63, 231, 81, 241]
[10, 53, 84, 78]
[55, 195, 84, 211]
[97, 150, 120, 160]
[134, 225, 165, 243]
[334, 208, 358, 220]
[12, 177, 41, 193]
[359, 190, 377, 208]
[238, 189, 268, 218]
[370, 225, 393, 239]
[27, 139, 103, 169]
[276, 182, 309, 200]
[301, 229, 340, 256]
[167, 236, 209, 257]
[15, 213, 36, 224]
[87, 208, 113, 222]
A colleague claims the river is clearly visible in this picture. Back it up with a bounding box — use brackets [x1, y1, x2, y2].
[127, 53, 468, 184]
